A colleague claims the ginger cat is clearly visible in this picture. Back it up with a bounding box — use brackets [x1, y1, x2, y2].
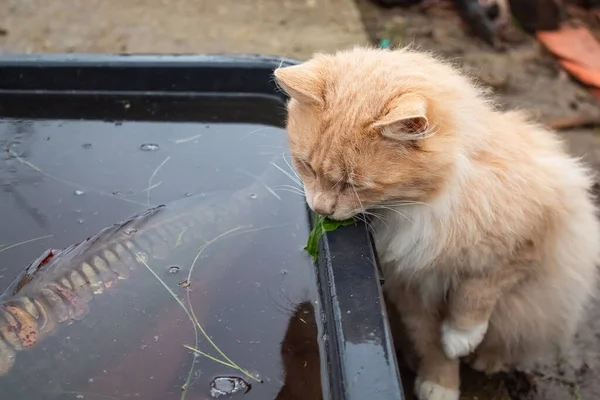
[274, 46, 600, 400]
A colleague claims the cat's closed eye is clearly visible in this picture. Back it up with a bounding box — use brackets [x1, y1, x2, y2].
[294, 158, 316, 178]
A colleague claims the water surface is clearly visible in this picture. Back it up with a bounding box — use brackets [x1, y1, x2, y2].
[0, 99, 322, 400]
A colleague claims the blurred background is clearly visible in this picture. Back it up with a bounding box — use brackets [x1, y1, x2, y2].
[2, 0, 600, 399]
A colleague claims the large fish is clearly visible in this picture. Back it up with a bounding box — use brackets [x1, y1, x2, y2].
[0, 168, 280, 376]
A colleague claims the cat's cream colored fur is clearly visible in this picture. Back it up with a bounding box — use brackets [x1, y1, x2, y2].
[274, 46, 600, 400]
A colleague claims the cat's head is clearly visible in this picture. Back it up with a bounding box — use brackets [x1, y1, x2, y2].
[274, 47, 472, 220]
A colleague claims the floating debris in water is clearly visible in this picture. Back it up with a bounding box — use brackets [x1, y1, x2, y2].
[124, 228, 137, 235]
[184, 192, 192, 197]
[280, 269, 288, 275]
[77, 219, 84, 224]
[249, 193, 257, 199]
[168, 266, 180, 274]
[209, 376, 250, 398]
[140, 143, 159, 152]
[74, 190, 84, 196]
[179, 279, 190, 288]
[82, 143, 93, 149]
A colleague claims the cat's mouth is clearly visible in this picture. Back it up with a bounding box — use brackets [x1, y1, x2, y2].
[319, 209, 362, 221]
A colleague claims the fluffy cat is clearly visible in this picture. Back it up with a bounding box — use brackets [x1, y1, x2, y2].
[274, 46, 600, 400]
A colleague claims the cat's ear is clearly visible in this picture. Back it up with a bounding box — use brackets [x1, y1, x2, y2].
[274, 63, 323, 106]
[373, 93, 430, 140]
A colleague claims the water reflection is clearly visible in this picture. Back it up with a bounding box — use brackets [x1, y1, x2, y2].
[275, 301, 323, 400]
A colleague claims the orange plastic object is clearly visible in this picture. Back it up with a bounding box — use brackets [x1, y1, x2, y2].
[537, 26, 600, 96]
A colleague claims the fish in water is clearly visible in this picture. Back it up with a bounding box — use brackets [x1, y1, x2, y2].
[0, 173, 275, 376]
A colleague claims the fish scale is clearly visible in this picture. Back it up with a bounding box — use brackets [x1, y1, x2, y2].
[0, 227, 185, 374]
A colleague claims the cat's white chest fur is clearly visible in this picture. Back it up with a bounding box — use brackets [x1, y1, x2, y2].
[373, 204, 439, 272]
[372, 204, 450, 308]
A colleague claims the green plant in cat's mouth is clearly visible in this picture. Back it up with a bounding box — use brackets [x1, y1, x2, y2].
[305, 214, 355, 262]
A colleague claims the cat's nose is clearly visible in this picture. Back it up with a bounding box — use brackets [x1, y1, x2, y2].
[312, 193, 334, 216]
[313, 204, 333, 217]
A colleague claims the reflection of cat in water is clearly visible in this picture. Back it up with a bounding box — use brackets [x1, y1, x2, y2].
[274, 301, 323, 400]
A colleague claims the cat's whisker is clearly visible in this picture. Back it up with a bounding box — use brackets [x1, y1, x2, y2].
[351, 185, 365, 213]
[376, 201, 431, 208]
[375, 205, 412, 224]
[366, 211, 389, 226]
[277, 184, 305, 194]
[274, 188, 305, 197]
[281, 152, 301, 181]
[276, 187, 305, 196]
[362, 210, 389, 229]
[363, 210, 388, 223]
[234, 168, 281, 200]
[270, 162, 303, 186]
[355, 214, 376, 233]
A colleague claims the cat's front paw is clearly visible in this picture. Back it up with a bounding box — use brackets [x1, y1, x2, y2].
[441, 320, 488, 359]
[469, 351, 508, 375]
[415, 378, 459, 400]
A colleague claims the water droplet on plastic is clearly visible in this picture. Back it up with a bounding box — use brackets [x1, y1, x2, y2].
[280, 269, 288, 275]
[209, 376, 249, 398]
[82, 143, 93, 149]
[249, 193, 257, 199]
[254, 282, 261, 288]
[124, 228, 137, 235]
[77, 218, 84, 224]
[168, 266, 180, 274]
[140, 143, 159, 151]
[74, 190, 84, 196]
[184, 192, 192, 197]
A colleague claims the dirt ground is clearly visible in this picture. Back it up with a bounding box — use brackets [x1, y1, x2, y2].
[2, 0, 600, 399]
[0, 0, 367, 59]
